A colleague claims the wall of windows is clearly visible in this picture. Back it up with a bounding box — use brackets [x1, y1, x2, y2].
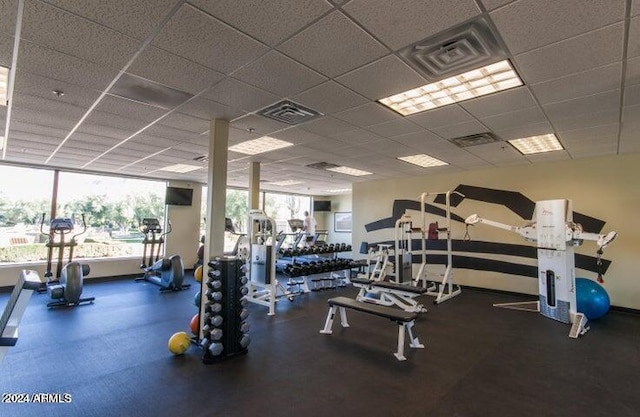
[0, 164, 165, 265]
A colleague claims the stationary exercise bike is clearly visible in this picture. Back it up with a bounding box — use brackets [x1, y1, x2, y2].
[135, 218, 189, 292]
[39, 213, 95, 308]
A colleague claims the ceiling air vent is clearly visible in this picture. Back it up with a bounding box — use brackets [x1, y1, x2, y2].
[398, 17, 506, 82]
[449, 132, 502, 148]
[193, 155, 208, 163]
[257, 100, 323, 125]
[306, 162, 340, 170]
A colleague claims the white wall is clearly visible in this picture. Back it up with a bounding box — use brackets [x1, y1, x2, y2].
[353, 154, 640, 309]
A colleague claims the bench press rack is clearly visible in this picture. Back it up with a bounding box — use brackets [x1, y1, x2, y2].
[320, 296, 424, 361]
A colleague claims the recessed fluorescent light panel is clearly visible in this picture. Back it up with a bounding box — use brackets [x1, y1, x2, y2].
[0, 66, 9, 106]
[159, 164, 202, 173]
[379, 60, 522, 116]
[326, 166, 372, 176]
[325, 188, 351, 193]
[397, 154, 448, 168]
[270, 180, 303, 186]
[508, 134, 563, 155]
[228, 136, 293, 155]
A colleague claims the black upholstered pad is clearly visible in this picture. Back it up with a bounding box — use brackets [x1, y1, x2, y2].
[372, 281, 428, 295]
[327, 296, 418, 322]
[350, 277, 374, 285]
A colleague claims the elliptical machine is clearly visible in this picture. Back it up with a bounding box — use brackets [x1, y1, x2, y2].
[40, 213, 95, 308]
[135, 218, 189, 292]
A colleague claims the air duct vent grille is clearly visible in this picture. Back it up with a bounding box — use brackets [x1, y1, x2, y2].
[398, 17, 506, 82]
[306, 162, 340, 170]
[257, 100, 323, 125]
[193, 155, 208, 162]
[449, 132, 502, 148]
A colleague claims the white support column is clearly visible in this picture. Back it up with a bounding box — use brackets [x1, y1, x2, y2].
[205, 119, 229, 258]
[200, 119, 229, 341]
[248, 162, 260, 210]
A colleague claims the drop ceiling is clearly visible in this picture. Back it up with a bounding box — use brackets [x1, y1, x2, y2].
[0, 0, 638, 196]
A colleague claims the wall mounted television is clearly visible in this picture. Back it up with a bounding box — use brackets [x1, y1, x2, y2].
[313, 200, 331, 212]
[165, 187, 193, 206]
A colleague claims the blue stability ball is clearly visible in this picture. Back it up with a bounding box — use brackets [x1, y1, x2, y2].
[575, 278, 610, 320]
[194, 291, 201, 308]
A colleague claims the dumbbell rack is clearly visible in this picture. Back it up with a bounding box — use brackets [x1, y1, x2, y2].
[197, 257, 250, 363]
[277, 243, 354, 291]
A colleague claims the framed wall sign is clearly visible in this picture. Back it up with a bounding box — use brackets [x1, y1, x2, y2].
[334, 212, 352, 233]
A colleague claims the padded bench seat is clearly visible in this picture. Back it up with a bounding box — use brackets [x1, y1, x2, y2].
[372, 281, 429, 295]
[320, 296, 424, 361]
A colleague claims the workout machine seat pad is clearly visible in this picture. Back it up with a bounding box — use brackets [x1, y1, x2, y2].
[372, 281, 429, 295]
[350, 277, 374, 285]
[327, 296, 418, 322]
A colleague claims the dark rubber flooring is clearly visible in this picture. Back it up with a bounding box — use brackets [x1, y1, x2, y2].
[1, 274, 639, 417]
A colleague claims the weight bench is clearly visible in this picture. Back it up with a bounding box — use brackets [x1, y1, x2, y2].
[320, 296, 424, 361]
[351, 277, 429, 313]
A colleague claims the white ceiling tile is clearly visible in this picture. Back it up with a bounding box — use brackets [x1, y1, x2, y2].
[407, 105, 474, 129]
[42, 0, 180, 40]
[298, 116, 357, 137]
[178, 98, 244, 122]
[0, 0, 18, 38]
[22, 1, 139, 68]
[142, 124, 200, 143]
[190, 0, 332, 46]
[0, 32, 12, 67]
[129, 134, 178, 149]
[158, 112, 209, 134]
[231, 114, 290, 137]
[619, 128, 640, 153]
[202, 78, 279, 114]
[304, 137, 353, 153]
[232, 50, 326, 97]
[366, 119, 423, 138]
[633, 0, 640, 16]
[333, 102, 400, 127]
[361, 139, 414, 157]
[9, 120, 67, 139]
[292, 81, 367, 115]
[431, 120, 488, 139]
[491, 0, 625, 55]
[12, 94, 86, 130]
[626, 56, 640, 86]
[566, 143, 618, 159]
[127, 47, 225, 95]
[271, 128, 327, 145]
[14, 71, 101, 108]
[557, 124, 619, 142]
[514, 23, 624, 84]
[460, 87, 537, 119]
[493, 121, 554, 140]
[84, 109, 152, 133]
[77, 121, 136, 141]
[524, 150, 571, 163]
[621, 103, 640, 131]
[330, 128, 385, 146]
[277, 11, 387, 78]
[479, 106, 546, 131]
[550, 109, 620, 133]
[481, 0, 517, 11]
[531, 63, 623, 105]
[152, 4, 269, 75]
[543, 90, 621, 121]
[629, 16, 640, 59]
[96, 95, 168, 123]
[391, 130, 446, 150]
[464, 141, 525, 163]
[18, 42, 119, 90]
[343, 0, 480, 50]
[335, 55, 426, 100]
[624, 84, 640, 107]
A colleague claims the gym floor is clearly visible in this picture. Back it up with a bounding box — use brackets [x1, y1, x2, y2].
[1, 273, 639, 417]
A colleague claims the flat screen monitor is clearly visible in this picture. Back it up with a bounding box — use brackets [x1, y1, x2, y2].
[313, 200, 331, 212]
[165, 187, 193, 206]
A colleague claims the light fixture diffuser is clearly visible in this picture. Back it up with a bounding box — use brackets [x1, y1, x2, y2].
[325, 188, 351, 193]
[159, 163, 202, 173]
[229, 136, 293, 155]
[326, 166, 372, 176]
[397, 154, 448, 167]
[379, 60, 522, 116]
[0, 66, 8, 106]
[508, 134, 563, 155]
